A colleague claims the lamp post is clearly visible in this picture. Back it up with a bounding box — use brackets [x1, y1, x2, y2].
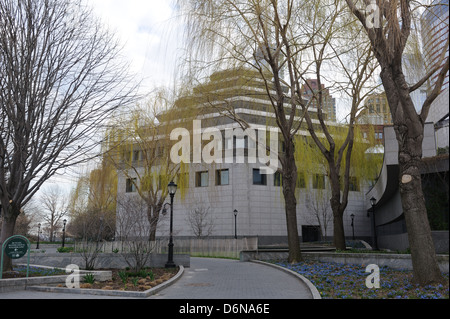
[370, 197, 379, 250]
[36, 223, 41, 249]
[165, 181, 177, 268]
[233, 209, 238, 239]
[62, 219, 67, 247]
[350, 214, 355, 240]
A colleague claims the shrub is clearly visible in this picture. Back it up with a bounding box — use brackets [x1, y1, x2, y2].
[57, 246, 74, 253]
[83, 273, 95, 284]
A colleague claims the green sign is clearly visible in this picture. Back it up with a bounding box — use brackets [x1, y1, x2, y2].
[4, 237, 28, 259]
[1, 235, 31, 279]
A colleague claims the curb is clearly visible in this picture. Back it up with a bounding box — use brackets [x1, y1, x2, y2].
[250, 260, 322, 299]
[27, 265, 185, 298]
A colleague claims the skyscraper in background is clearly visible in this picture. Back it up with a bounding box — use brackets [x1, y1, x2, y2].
[421, 0, 449, 94]
[300, 79, 337, 122]
[421, 0, 449, 149]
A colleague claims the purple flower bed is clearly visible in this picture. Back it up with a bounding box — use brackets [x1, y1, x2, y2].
[3, 266, 66, 278]
[275, 260, 449, 299]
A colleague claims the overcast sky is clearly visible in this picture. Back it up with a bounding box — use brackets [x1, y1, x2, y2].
[37, 1, 183, 198]
[88, 0, 183, 94]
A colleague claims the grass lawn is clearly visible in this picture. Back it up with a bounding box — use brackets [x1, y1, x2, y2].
[276, 260, 449, 299]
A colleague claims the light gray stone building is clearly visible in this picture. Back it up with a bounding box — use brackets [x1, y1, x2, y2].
[115, 69, 374, 246]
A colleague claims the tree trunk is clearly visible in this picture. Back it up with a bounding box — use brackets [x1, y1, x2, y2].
[381, 68, 444, 285]
[0, 213, 17, 272]
[281, 148, 302, 263]
[147, 206, 159, 242]
[398, 155, 443, 285]
[329, 166, 347, 250]
[332, 209, 346, 250]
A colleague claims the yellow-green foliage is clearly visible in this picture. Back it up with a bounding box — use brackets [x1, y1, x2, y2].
[294, 124, 383, 190]
[102, 89, 197, 203]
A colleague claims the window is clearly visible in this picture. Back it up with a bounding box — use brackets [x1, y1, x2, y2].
[224, 136, 233, 150]
[296, 172, 306, 188]
[132, 150, 140, 161]
[313, 174, 325, 189]
[196, 171, 209, 187]
[340, 176, 360, 191]
[216, 169, 229, 186]
[274, 171, 282, 186]
[126, 178, 137, 193]
[235, 136, 246, 149]
[349, 176, 360, 192]
[253, 168, 267, 185]
[375, 132, 383, 139]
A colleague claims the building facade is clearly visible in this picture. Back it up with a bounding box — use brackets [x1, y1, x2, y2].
[421, 0, 449, 94]
[300, 79, 337, 123]
[115, 69, 373, 246]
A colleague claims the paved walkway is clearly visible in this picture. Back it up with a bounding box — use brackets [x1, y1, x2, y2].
[0, 257, 313, 299]
[150, 257, 313, 299]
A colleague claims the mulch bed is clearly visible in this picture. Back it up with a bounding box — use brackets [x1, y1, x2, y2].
[2, 267, 179, 292]
[58, 268, 179, 292]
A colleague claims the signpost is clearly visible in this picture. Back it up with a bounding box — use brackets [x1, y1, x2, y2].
[1, 235, 31, 279]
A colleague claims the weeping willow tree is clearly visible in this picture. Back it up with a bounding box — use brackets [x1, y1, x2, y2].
[294, 124, 382, 241]
[295, 124, 383, 199]
[68, 158, 118, 241]
[105, 89, 196, 241]
[178, 0, 381, 255]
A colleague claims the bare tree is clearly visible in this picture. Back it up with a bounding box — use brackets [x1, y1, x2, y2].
[76, 213, 106, 270]
[0, 0, 138, 271]
[344, 0, 448, 285]
[306, 190, 333, 240]
[67, 158, 117, 241]
[187, 203, 215, 238]
[40, 186, 69, 242]
[116, 195, 155, 272]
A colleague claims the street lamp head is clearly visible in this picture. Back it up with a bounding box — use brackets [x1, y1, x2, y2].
[234, 209, 238, 216]
[63, 219, 67, 225]
[370, 197, 376, 207]
[168, 181, 177, 196]
[162, 202, 170, 215]
[350, 213, 355, 219]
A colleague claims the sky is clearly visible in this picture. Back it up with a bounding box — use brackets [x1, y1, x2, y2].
[39, 0, 183, 197]
[87, 0, 183, 94]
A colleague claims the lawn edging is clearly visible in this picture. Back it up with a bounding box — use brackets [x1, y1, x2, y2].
[250, 260, 322, 299]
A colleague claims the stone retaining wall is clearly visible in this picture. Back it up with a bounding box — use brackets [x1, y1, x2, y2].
[14, 253, 190, 269]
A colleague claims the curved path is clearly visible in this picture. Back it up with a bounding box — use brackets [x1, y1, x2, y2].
[149, 257, 313, 299]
